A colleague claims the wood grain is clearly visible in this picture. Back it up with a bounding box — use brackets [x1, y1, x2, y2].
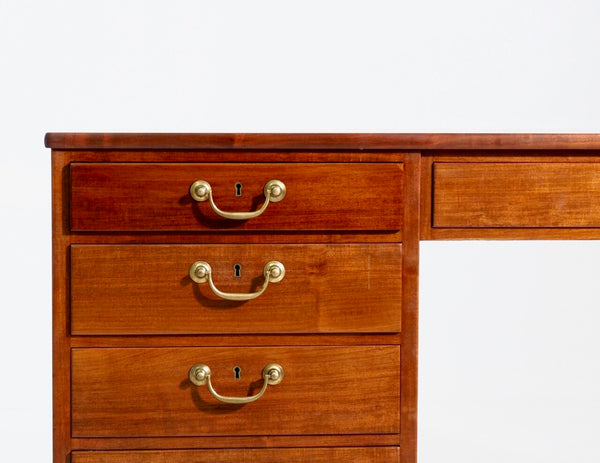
[52, 147, 407, 462]
[69, 334, 401, 348]
[52, 152, 72, 463]
[400, 152, 420, 463]
[421, 155, 600, 239]
[432, 162, 600, 228]
[71, 346, 400, 437]
[50, 134, 600, 463]
[53, 149, 407, 163]
[70, 434, 400, 450]
[66, 231, 403, 244]
[70, 243, 402, 335]
[71, 448, 400, 463]
[46, 132, 600, 150]
[70, 163, 403, 231]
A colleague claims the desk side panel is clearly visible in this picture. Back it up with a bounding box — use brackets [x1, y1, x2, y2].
[52, 151, 72, 463]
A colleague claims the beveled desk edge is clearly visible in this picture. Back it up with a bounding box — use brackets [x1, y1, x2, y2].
[45, 132, 600, 151]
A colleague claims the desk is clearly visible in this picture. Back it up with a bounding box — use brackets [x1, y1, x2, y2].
[46, 133, 600, 463]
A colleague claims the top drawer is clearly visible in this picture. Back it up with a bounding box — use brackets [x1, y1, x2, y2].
[70, 163, 403, 232]
[432, 162, 600, 228]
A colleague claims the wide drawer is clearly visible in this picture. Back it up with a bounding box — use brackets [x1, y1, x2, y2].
[70, 243, 402, 335]
[71, 448, 400, 463]
[71, 346, 401, 437]
[433, 162, 600, 227]
[69, 162, 403, 231]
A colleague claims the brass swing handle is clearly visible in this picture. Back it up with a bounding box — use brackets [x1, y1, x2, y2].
[189, 260, 285, 301]
[188, 363, 284, 404]
[189, 179, 286, 220]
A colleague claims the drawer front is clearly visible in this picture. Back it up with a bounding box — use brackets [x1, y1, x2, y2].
[70, 162, 403, 231]
[433, 162, 600, 228]
[71, 346, 401, 437]
[70, 243, 402, 335]
[71, 448, 400, 463]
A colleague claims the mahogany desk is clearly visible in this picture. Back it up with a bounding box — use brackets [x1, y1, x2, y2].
[46, 133, 600, 463]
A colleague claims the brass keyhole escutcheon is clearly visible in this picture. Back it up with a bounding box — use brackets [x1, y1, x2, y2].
[188, 363, 284, 404]
[189, 261, 285, 301]
[189, 179, 286, 220]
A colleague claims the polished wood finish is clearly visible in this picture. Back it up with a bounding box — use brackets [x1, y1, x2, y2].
[64, 230, 402, 245]
[52, 153, 71, 463]
[70, 162, 403, 231]
[50, 146, 406, 463]
[50, 133, 600, 463]
[69, 334, 402, 347]
[46, 132, 600, 150]
[433, 162, 600, 228]
[51, 149, 407, 163]
[70, 434, 400, 450]
[421, 154, 600, 240]
[71, 346, 400, 437]
[71, 448, 400, 462]
[71, 243, 402, 334]
[400, 152, 420, 463]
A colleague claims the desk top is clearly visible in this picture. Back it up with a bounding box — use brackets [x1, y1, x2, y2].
[45, 133, 600, 151]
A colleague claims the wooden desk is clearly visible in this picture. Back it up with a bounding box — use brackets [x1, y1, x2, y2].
[46, 133, 600, 463]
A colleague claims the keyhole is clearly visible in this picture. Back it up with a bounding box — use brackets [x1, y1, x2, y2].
[233, 366, 241, 380]
[235, 182, 243, 196]
[234, 264, 242, 278]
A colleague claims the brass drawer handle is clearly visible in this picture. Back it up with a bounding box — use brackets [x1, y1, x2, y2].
[188, 363, 284, 404]
[190, 179, 286, 220]
[189, 260, 285, 301]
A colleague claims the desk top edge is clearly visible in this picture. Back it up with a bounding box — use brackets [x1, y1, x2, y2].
[45, 133, 600, 151]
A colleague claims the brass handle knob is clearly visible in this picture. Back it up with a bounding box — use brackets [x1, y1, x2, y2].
[188, 363, 284, 404]
[189, 260, 285, 301]
[189, 179, 286, 220]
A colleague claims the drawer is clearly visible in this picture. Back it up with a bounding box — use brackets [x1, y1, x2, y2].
[71, 346, 401, 437]
[433, 162, 600, 227]
[70, 162, 403, 231]
[71, 448, 400, 463]
[70, 243, 402, 335]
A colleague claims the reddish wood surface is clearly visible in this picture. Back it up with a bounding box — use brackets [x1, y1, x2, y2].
[51, 134, 600, 463]
[71, 243, 402, 335]
[54, 149, 407, 163]
[433, 162, 600, 228]
[422, 155, 600, 239]
[65, 231, 403, 245]
[400, 153, 420, 463]
[52, 153, 71, 463]
[71, 346, 400, 438]
[46, 132, 600, 150]
[71, 448, 400, 463]
[52, 148, 406, 462]
[69, 334, 401, 347]
[71, 434, 400, 450]
[70, 163, 403, 231]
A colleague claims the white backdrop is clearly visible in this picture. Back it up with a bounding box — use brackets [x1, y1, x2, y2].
[1, 1, 599, 461]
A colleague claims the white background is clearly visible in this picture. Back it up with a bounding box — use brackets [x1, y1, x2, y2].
[1, 1, 599, 461]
